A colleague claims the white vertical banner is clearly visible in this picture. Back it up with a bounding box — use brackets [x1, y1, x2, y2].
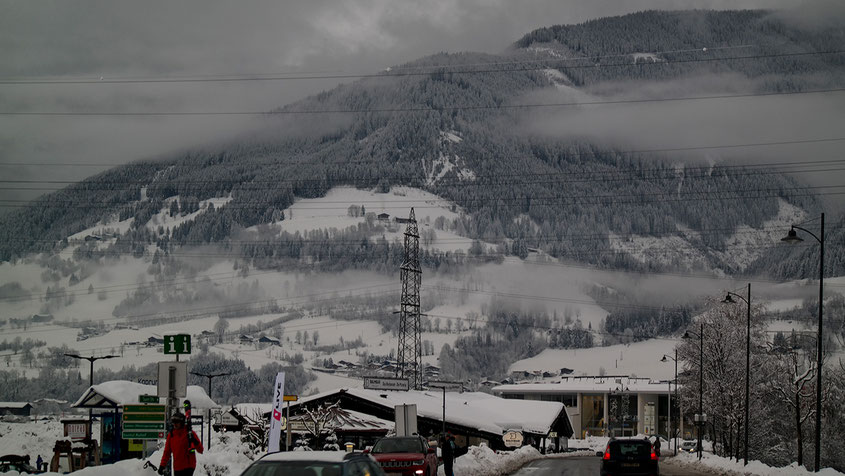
[268, 371, 286, 453]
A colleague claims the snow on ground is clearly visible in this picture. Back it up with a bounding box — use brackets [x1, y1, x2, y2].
[509, 339, 679, 380]
[609, 199, 806, 273]
[1, 419, 842, 476]
[144, 196, 233, 231]
[631, 53, 664, 63]
[67, 217, 135, 242]
[271, 186, 461, 233]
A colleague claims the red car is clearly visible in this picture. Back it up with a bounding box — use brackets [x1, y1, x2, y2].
[367, 436, 439, 476]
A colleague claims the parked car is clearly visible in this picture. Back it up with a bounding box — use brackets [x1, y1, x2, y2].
[597, 438, 659, 476]
[367, 435, 439, 476]
[680, 440, 698, 453]
[0, 454, 37, 474]
[238, 450, 385, 476]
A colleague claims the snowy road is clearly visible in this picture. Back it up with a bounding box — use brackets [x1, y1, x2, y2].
[510, 455, 723, 476]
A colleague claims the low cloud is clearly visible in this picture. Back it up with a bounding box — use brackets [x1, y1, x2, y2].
[515, 74, 845, 211]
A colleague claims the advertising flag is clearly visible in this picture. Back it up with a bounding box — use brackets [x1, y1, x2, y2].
[268, 371, 286, 452]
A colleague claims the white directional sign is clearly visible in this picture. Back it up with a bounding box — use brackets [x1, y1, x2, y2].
[364, 377, 410, 391]
[427, 380, 463, 392]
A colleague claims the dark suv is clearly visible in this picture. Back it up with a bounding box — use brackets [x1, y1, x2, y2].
[367, 436, 438, 476]
[597, 438, 659, 476]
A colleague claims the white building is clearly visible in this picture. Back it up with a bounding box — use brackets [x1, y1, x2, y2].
[492, 375, 683, 440]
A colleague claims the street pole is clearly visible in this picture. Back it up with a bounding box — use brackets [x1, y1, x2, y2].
[442, 387, 446, 438]
[782, 213, 825, 471]
[744, 282, 751, 466]
[190, 371, 230, 449]
[674, 347, 678, 457]
[698, 322, 703, 461]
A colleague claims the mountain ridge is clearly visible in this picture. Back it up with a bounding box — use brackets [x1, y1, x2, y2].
[0, 8, 842, 278]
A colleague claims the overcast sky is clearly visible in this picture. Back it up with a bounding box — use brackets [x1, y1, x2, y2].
[3, 0, 843, 211]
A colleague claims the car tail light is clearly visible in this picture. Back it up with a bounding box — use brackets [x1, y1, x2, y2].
[603, 447, 611, 460]
[651, 450, 659, 461]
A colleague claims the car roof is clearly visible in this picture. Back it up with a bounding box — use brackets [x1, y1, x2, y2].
[259, 451, 362, 463]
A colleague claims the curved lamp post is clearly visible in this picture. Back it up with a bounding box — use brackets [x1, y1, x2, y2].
[722, 283, 751, 466]
[661, 350, 679, 456]
[782, 213, 825, 472]
[64, 353, 118, 439]
[683, 324, 705, 461]
[190, 371, 231, 449]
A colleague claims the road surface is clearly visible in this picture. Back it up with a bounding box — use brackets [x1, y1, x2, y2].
[508, 454, 725, 476]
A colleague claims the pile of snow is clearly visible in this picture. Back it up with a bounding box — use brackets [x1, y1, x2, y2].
[671, 450, 844, 476]
[446, 444, 542, 476]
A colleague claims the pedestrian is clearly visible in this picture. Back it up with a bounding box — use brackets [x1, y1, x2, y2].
[36, 455, 43, 472]
[159, 412, 204, 476]
[441, 433, 456, 476]
[652, 436, 661, 457]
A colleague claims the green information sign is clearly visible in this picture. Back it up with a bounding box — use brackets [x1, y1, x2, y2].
[123, 431, 165, 440]
[124, 413, 166, 422]
[124, 405, 166, 413]
[164, 334, 191, 354]
[123, 422, 165, 430]
[139, 395, 159, 403]
[123, 403, 166, 440]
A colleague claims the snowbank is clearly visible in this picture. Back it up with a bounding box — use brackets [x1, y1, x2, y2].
[671, 451, 844, 476]
[445, 444, 542, 476]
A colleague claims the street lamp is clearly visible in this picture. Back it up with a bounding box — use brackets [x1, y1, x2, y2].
[683, 324, 705, 460]
[661, 350, 679, 456]
[722, 283, 752, 466]
[64, 353, 118, 439]
[190, 371, 231, 449]
[782, 213, 825, 472]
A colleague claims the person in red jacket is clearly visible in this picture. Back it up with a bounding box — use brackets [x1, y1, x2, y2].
[159, 412, 203, 476]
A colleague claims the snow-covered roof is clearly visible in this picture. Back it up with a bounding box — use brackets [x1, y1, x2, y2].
[0, 402, 32, 408]
[233, 403, 273, 417]
[71, 381, 218, 409]
[492, 376, 674, 394]
[295, 388, 568, 436]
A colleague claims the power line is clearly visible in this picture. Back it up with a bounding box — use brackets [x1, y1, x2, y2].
[1, 184, 841, 209]
[4, 137, 843, 168]
[3, 150, 845, 188]
[0, 48, 838, 85]
[3, 87, 843, 116]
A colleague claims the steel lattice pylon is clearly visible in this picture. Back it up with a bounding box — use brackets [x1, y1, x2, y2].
[397, 208, 422, 390]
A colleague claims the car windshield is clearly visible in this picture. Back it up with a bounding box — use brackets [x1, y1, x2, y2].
[372, 438, 424, 453]
[240, 461, 343, 476]
[609, 441, 651, 458]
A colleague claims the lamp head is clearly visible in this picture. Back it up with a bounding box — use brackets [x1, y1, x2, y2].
[661, 355, 668, 362]
[781, 228, 803, 243]
[722, 294, 736, 304]
[682, 331, 692, 339]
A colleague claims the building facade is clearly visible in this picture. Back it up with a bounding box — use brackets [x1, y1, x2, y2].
[493, 376, 683, 440]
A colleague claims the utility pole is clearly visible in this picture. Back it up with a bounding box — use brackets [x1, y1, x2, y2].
[397, 208, 422, 390]
[190, 371, 230, 449]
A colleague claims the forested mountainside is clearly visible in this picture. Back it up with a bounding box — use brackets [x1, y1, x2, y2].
[1, 9, 842, 277]
[514, 9, 845, 90]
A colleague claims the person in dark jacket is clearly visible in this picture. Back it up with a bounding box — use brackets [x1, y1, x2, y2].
[159, 412, 203, 476]
[441, 433, 456, 476]
[652, 436, 661, 457]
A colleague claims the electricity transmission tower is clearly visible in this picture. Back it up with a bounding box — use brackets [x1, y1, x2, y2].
[397, 208, 422, 390]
